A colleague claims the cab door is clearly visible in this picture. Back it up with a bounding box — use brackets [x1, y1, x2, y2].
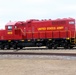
[5, 25, 14, 40]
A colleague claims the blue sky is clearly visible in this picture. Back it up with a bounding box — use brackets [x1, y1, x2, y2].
[0, 0, 76, 28]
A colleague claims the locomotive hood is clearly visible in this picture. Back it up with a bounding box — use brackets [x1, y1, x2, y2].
[5, 21, 26, 26]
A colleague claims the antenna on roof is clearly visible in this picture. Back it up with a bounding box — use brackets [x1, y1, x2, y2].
[9, 20, 11, 22]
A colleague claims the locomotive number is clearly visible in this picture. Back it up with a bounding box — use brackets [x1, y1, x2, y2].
[7, 32, 12, 34]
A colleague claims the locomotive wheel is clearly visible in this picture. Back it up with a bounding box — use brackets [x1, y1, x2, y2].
[19, 47, 23, 49]
[7, 47, 10, 49]
[0, 45, 4, 49]
[64, 46, 68, 49]
[69, 46, 73, 49]
[46, 44, 52, 49]
[13, 45, 17, 49]
[68, 44, 73, 49]
[48, 46, 52, 49]
[14, 46, 17, 49]
[64, 43, 68, 49]
[53, 44, 57, 49]
[5, 45, 10, 49]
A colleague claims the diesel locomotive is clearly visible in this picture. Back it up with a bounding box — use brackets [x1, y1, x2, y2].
[0, 18, 75, 49]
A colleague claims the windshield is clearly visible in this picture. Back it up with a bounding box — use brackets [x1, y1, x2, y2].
[8, 26, 12, 30]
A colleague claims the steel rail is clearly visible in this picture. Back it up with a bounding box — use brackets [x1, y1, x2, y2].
[0, 47, 76, 50]
[0, 52, 76, 57]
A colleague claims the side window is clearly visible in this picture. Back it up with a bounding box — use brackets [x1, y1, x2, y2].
[15, 26, 17, 29]
[8, 26, 12, 30]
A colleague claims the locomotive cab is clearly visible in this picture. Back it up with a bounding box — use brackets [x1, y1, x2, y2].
[5, 25, 16, 31]
[5, 25, 15, 35]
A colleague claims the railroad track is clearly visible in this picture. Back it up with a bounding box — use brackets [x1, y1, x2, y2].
[22, 47, 76, 50]
[0, 47, 76, 58]
[0, 47, 76, 50]
[24, 48, 76, 50]
[0, 52, 76, 57]
[0, 51, 76, 60]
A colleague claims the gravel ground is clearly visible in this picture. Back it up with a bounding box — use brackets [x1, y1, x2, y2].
[0, 59, 76, 75]
[0, 49, 76, 75]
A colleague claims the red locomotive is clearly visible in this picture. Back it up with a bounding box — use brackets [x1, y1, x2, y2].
[0, 18, 75, 49]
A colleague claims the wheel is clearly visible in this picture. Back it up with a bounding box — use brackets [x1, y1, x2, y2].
[69, 46, 73, 49]
[48, 46, 52, 49]
[46, 44, 52, 49]
[63, 43, 68, 49]
[13, 45, 17, 49]
[19, 47, 23, 49]
[64, 46, 68, 49]
[5, 45, 10, 49]
[53, 44, 57, 49]
[7, 47, 10, 49]
[0, 45, 4, 49]
[14, 46, 17, 49]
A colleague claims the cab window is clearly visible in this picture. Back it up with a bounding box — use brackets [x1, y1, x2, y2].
[8, 26, 12, 30]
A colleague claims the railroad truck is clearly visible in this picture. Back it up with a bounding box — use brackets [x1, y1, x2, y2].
[0, 18, 75, 49]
